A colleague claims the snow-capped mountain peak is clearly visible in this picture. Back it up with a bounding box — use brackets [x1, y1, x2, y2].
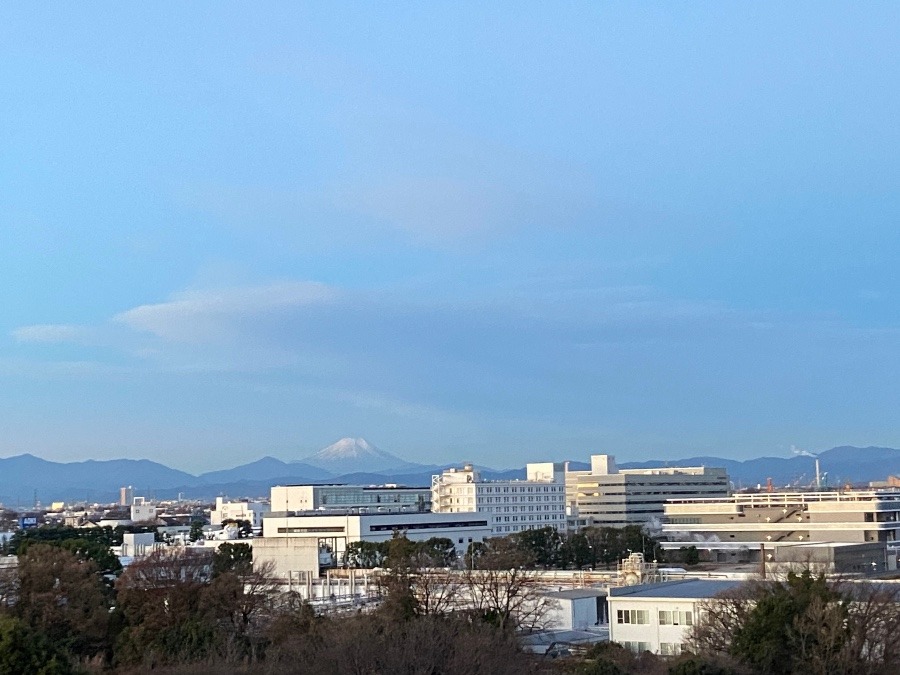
[302, 438, 419, 474]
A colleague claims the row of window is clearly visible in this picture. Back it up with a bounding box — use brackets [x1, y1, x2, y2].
[481, 496, 563, 503]
[621, 641, 683, 656]
[493, 524, 563, 533]
[616, 609, 649, 624]
[659, 610, 693, 626]
[493, 514, 563, 523]
[478, 486, 562, 493]
[615, 609, 693, 625]
[444, 485, 563, 495]
[481, 505, 562, 513]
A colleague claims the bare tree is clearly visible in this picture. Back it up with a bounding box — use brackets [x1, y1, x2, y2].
[117, 547, 213, 590]
[410, 568, 463, 616]
[461, 567, 558, 632]
[0, 562, 17, 610]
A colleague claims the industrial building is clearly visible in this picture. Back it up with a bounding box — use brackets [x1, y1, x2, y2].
[566, 455, 729, 527]
[431, 462, 567, 534]
[662, 490, 900, 560]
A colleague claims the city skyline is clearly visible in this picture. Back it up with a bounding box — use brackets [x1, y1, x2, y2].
[3, 4, 900, 472]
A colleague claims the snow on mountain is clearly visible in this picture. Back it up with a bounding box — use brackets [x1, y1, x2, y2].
[301, 438, 422, 474]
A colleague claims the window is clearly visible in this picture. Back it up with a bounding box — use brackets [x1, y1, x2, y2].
[660, 643, 682, 656]
[616, 609, 649, 625]
[659, 610, 693, 626]
[621, 641, 651, 654]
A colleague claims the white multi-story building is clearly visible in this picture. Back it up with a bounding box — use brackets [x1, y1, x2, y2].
[431, 463, 567, 535]
[567, 455, 729, 528]
[270, 484, 431, 514]
[210, 497, 270, 530]
[608, 579, 742, 655]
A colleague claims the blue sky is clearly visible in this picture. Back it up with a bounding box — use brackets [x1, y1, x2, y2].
[2, 3, 900, 472]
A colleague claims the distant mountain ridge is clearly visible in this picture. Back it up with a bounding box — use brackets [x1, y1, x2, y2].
[618, 445, 900, 489]
[0, 443, 897, 506]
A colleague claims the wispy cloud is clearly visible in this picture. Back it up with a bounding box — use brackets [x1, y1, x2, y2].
[113, 281, 339, 343]
[13, 324, 91, 344]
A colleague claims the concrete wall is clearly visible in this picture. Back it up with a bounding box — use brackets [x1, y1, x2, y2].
[253, 537, 321, 578]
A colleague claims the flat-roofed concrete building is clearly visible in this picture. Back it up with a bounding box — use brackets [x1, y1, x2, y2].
[608, 579, 743, 656]
[270, 484, 431, 514]
[567, 455, 729, 528]
[663, 490, 900, 558]
[431, 463, 567, 535]
[257, 510, 492, 577]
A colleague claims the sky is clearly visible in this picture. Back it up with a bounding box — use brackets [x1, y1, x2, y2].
[2, 3, 900, 473]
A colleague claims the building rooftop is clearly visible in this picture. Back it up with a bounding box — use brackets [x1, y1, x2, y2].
[669, 489, 900, 505]
[540, 588, 609, 600]
[609, 579, 743, 599]
[273, 484, 428, 490]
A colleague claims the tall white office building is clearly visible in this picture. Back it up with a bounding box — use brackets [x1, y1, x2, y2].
[431, 462, 567, 535]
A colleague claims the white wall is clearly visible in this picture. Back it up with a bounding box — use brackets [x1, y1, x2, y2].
[608, 597, 698, 655]
[545, 596, 600, 630]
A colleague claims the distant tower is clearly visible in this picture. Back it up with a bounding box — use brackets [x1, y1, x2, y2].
[120, 486, 134, 507]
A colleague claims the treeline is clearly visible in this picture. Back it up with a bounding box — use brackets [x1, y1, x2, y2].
[0, 528, 550, 673]
[470, 524, 662, 570]
[0, 524, 666, 674]
[343, 524, 663, 571]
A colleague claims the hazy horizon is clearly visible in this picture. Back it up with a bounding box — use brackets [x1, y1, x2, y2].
[4, 4, 900, 473]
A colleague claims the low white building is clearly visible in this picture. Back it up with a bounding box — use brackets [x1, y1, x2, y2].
[608, 579, 742, 656]
[120, 532, 158, 558]
[256, 510, 492, 578]
[541, 588, 609, 630]
[431, 463, 567, 535]
[210, 497, 270, 530]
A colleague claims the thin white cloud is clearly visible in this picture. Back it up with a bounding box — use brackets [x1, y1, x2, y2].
[113, 281, 339, 343]
[12, 324, 90, 344]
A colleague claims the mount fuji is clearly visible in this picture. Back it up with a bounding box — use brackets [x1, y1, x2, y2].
[300, 437, 424, 475]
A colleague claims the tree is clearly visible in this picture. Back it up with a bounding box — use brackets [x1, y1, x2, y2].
[561, 531, 595, 568]
[212, 542, 253, 577]
[461, 565, 557, 632]
[221, 518, 253, 539]
[188, 519, 205, 542]
[15, 544, 112, 661]
[377, 533, 420, 622]
[344, 540, 387, 568]
[9, 525, 123, 573]
[0, 564, 17, 611]
[0, 615, 73, 675]
[414, 537, 457, 568]
[472, 535, 535, 570]
[689, 571, 900, 675]
[114, 548, 216, 667]
[513, 526, 563, 568]
[679, 545, 700, 566]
